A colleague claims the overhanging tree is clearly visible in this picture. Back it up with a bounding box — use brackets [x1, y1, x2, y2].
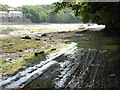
[53, 2, 120, 32]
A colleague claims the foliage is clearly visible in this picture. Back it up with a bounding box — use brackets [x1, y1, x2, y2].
[0, 4, 19, 11]
[1, 37, 43, 53]
[0, 4, 11, 11]
[20, 5, 82, 23]
[53, 2, 120, 30]
[0, 3, 82, 23]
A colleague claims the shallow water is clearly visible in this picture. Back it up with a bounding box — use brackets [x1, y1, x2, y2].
[53, 31, 120, 88]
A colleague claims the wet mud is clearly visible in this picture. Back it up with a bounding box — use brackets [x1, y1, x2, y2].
[23, 31, 120, 89]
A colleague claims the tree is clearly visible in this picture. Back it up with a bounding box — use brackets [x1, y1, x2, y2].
[20, 4, 82, 23]
[53, 2, 120, 32]
[0, 4, 12, 11]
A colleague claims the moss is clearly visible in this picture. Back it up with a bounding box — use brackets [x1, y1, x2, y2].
[0, 53, 45, 74]
[102, 45, 119, 51]
[22, 52, 33, 57]
[0, 29, 13, 34]
[0, 58, 9, 64]
[45, 49, 59, 54]
[25, 54, 45, 65]
[0, 54, 45, 74]
[0, 59, 27, 74]
[1, 38, 43, 53]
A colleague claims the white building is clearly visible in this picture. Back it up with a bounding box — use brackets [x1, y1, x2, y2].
[8, 11, 23, 18]
[8, 8, 15, 11]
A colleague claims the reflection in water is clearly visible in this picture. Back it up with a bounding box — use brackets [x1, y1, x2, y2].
[53, 31, 120, 88]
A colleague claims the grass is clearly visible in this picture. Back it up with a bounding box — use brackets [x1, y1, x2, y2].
[0, 29, 13, 34]
[0, 41, 66, 75]
[0, 59, 27, 74]
[24, 54, 45, 65]
[0, 26, 74, 75]
[0, 42, 68, 75]
[0, 54, 46, 74]
[1, 37, 43, 53]
[45, 49, 59, 54]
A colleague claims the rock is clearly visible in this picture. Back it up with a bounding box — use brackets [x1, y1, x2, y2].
[109, 74, 115, 77]
[49, 34, 53, 37]
[21, 35, 31, 39]
[49, 38, 52, 40]
[9, 44, 12, 46]
[58, 31, 65, 34]
[35, 38, 41, 41]
[19, 50, 23, 52]
[44, 39, 47, 41]
[19, 55, 22, 57]
[34, 51, 44, 56]
[8, 58, 12, 61]
[51, 48, 56, 51]
[41, 33, 47, 37]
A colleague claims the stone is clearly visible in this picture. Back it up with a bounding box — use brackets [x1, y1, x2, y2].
[35, 38, 41, 41]
[19, 50, 23, 52]
[51, 48, 56, 51]
[41, 33, 47, 37]
[21, 35, 31, 39]
[34, 51, 44, 56]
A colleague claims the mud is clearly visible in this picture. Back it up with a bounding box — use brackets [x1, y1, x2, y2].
[1, 28, 120, 89]
[21, 31, 120, 89]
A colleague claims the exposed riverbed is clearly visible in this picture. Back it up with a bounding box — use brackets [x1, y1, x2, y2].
[23, 31, 120, 89]
[0, 24, 119, 89]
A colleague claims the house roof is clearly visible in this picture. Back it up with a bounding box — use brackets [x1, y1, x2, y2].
[9, 11, 23, 14]
[7, 8, 15, 11]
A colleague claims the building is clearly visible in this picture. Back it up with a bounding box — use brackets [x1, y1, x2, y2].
[0, 11, 8, 18]
[8, 11, 23, 18]
[7, 8, 15, 12]
[0, 8, 31, 24]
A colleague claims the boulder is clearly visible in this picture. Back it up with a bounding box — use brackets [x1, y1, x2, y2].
[51, 48, 56, 51]
[57, 31, 65, 34]
[35, 38, 41, 41]
[19, 50, 23, 52]
[41, 33, 47, 37]
[34, 51, 44, 56]
[21, 35, 31, 39]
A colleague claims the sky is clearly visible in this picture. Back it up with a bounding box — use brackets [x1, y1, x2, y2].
[0, 0, 60, 7]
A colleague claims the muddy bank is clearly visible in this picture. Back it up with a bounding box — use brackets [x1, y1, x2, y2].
[22, 31, 120, 89]
[1, 28, 120, 89]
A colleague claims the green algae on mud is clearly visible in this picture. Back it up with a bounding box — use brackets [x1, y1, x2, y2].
[0, 53, 46, 74]
[1, 38, 43, 53]
[0, 39, 68, 75]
